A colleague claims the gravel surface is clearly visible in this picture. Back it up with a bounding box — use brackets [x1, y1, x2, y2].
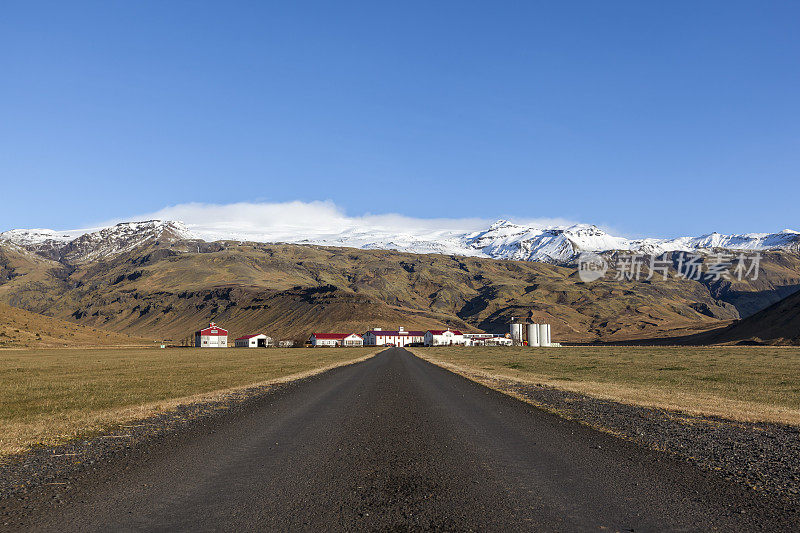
[447, 369, 800, 506]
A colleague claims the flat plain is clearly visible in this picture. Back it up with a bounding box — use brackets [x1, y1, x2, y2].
[0, 346, 376, 456]
[3, 348, 794, 532]
[412, 345, 800, 424]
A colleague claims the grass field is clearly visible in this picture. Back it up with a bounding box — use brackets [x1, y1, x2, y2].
[410, 346, 800, 425]
[0, 347, 376, 456]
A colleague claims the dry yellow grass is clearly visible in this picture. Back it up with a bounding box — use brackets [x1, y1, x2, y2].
[409, 346, 800, 425]
[0, 347, 377, 456]
[0, 302, 152, 348]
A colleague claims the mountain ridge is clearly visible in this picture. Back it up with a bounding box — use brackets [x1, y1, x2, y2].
[2, 219, 799, 265]
[0, 227, 798, 343]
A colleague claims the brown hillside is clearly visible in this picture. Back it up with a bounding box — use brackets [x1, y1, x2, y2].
[0, 244, 751, 340]
[1, 238, 799, 343]
[0, 303, 151, 348]
[707, 289, 800, 345]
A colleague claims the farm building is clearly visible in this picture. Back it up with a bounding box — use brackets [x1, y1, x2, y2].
[462, 333, 495, 341]
[234, 334, 273, 348]
[277, 340, 295, 348]
[463, 332, 511, 346]
[363, 327, 425, 347]
[194, 322, 228, 348]
[424, 329, 465, 346]
[468, 336, 512, 346]
[310, 333, 364, 347]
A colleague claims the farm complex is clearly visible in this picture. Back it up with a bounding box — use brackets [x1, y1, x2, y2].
[193, 321, 556, 348]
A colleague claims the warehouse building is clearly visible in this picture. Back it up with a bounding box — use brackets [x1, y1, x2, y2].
[309, 333, 364, 347]
[363, 327, 425, 347]
[194, 322, 228, 348]
[235, 334, 273, 348]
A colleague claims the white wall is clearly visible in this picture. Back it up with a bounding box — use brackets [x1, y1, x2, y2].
[312, 338, 338, 347]
[198, 335, 228, 347]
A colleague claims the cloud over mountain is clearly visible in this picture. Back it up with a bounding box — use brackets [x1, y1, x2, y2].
[114, 201, 575, 247]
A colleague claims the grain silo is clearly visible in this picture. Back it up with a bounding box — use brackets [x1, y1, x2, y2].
[527, 323, 540, 347]
[538, 323, 551, 347]
[510, 323, 524, 344]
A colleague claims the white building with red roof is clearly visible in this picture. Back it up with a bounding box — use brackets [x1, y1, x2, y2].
[424, 329, 465, 346]
[363, 327, 425, 347]
[194, 322, 228, 348]
[234, 334, 273, 348]
[309, 333, 363, 347]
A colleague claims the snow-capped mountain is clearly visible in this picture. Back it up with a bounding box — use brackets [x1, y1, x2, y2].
[0, 220, 196, 262]
[464, 221, 800, 262]
[471, 221, 800, 262]
[463, 221, 633, 262]
[0, 228, 79, 246]
[652, 230, 800, 253]
[1, 218, 798, 264]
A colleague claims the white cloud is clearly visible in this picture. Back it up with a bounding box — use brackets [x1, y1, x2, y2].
[110, 200, 576, 245]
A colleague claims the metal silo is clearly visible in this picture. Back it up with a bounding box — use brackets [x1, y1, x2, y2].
[510, 323, 523, 344]
[539, 323, 551, 347]
[527, 323, 540, 347]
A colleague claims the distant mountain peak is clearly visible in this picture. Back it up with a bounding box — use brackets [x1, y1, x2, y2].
[487, 219, 515, 229]
[0, 219, 197, 263]
[59, 220, 197, 263]
[0, 228, 78, 245]
[108, 219, 192, 234]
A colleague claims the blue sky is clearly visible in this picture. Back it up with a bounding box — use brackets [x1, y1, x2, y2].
[1, 1, 798, 237]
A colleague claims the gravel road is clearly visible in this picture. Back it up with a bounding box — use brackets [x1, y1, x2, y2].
[1, 348, 794, 531]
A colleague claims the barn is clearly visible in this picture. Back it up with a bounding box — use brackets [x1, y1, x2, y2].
[235, 334, 273, 348]
[195, 322, 228, 348]
[310, 333, 363, 347]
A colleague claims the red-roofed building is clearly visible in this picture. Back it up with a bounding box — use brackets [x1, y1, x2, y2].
[363, 328, 425, 347]
[424, 329, 465, 346]
[194, 322, 228, 348]
[234, 334, 273, 348]
[309, 333, 363, 347]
